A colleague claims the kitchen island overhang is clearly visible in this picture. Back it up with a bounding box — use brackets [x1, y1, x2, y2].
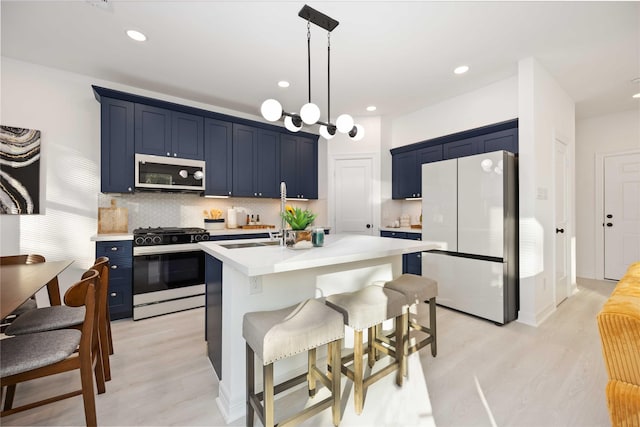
[199, 234, 436, 424]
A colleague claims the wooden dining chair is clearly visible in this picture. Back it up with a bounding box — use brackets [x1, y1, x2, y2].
[4, 257, 114, 381]
[0, 269, 105, 427]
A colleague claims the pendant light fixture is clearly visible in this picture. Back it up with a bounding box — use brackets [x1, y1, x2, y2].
[260, 4, 364, 141]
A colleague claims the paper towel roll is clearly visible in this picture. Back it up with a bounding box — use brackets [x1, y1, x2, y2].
[227, 208, 237, 228]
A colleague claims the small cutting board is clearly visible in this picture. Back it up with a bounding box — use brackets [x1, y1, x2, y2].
[98, 199, 128, 234]
[239, 225, 276, 229]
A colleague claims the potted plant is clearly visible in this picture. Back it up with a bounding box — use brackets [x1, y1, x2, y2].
[281, 206, 317, 249]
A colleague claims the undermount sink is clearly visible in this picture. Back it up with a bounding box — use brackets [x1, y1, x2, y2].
[219, 241, 281, 249]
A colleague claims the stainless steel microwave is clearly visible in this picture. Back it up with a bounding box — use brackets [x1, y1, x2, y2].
[135, 154, 205, 192]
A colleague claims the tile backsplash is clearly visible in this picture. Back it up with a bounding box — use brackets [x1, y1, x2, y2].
[97, 192, 326, 231]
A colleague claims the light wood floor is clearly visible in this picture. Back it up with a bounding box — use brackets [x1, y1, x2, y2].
[1, 277, 615, 426]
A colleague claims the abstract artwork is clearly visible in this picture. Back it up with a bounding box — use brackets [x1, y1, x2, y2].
[0, 126, 41, 214]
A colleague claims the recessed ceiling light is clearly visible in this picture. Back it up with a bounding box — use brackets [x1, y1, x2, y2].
[126, 30, 147, 42]
[366, 106, 377, 112]
[633, 93, 640, 99]
[454, 65, 469, 75]
[278, 81, 290, 88]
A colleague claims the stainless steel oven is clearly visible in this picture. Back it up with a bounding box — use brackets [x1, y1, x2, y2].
[132, 227, 209, 320]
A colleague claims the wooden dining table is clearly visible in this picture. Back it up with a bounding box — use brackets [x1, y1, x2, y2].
[0, 260, 74, 319]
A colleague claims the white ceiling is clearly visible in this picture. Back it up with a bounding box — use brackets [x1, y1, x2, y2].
[2, 1, 639, 123]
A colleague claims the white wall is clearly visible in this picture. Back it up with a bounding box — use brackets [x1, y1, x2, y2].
[575, 109, 640, 279]
[517, 57, 576, 326]
[390, 77, 518, 148]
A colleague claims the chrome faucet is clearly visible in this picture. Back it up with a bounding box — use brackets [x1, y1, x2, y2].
[269, 181, 287, 246]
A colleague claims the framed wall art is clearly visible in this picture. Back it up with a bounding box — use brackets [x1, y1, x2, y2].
[0, 126, 41, 214]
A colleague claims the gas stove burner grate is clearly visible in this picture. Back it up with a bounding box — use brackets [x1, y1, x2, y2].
[133, 227, 209, 246]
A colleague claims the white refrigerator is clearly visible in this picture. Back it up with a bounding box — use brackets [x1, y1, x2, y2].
[422, 150, 518, 324]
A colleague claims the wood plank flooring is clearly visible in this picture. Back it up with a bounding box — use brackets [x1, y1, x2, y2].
[1, 278, 615, 426]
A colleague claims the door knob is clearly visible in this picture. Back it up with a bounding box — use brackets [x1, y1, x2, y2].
[366, 224, 371, 229]
[606, 214, 613, 219]
[606, 223, 613, 227]
[556, 228, 564, 234]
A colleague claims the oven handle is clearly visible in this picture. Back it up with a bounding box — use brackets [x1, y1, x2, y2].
[133, 243, 202, 256]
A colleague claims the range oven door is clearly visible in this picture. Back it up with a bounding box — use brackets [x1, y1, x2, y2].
[132, 243, 205, 320]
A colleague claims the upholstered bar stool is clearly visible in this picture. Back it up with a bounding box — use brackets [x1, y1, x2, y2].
[243, 299, 344, 427]
[324, 285, 407, 415]
[383, 274, 438, 374]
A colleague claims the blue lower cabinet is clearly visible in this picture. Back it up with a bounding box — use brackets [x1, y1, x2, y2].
[381, 231, 422, 275]
[96, 240, 133, 320]
[205, 254, 222, 379]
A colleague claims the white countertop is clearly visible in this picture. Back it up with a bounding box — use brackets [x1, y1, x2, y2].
[90, 233, 133, 241]
[199, 234, 436, 277]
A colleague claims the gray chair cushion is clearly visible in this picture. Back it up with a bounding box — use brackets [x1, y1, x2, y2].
[325, 285, 407, 331]
[5, 305, 85, 336]
[11, 298, 38, 316]
[384, 274, 438, 305]
[243, 299, 344, 365]
[0, 329, 81, 377]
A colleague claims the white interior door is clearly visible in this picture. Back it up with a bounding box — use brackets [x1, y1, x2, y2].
[555, 140, 569, 305]
[604, 153, 640, 280]
[334, 158, 373, 235]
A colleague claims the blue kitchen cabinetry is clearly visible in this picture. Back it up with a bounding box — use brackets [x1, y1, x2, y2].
[99, 97, 135, 193]
[392, 145, 443, 199]
[95, 240, 133, 320]
[380, 230, 422, 275]
[204, 118, 233, 197]
[232, 124, 280, 198]
[280, 134, 318, 199]
[135, 104, 204, 160]
[391, 119, 518, 199]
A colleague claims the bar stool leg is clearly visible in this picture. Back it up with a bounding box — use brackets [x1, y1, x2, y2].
[308, 347, 317, 397]
[330, 340, 342, 427]
[264, 363, 275, 427]
[395, 313, 406, 386]
[367, 327, 376, 369]
[246, 343, 255, 427]
[429, 297, 437, 357]
[353, 329, 364, 415]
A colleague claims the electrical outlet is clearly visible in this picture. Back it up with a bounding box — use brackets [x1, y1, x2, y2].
[249, 277, 262, 294]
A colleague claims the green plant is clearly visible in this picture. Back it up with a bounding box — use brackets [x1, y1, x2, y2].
[282, 205, 317, 230]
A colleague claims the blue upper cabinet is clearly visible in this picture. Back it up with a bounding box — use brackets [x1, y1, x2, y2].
[100, 98, 135, 193]
[135, 104, 204, 160]
[392, 145, 443, 199]
[204, 118, 232, 197]
[391, 119, 518, 199]
[232, 124, 280, 198]
[280, 134, 318, 199]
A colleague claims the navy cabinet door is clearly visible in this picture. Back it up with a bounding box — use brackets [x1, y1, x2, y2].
[392, 151, 417, 199]
[280, 134, 299, 197]
[204, 118, 232, 196]
[479, 128, 518, 153]
[256, 129, 280, 198]
[296, 136, 317, 199]
[205, 254, 222, 379]
[134, 104, 171, 156]
[232, 124, 257, 197]
[443, 136, 481, 159]
[96, 240, 133, 320]
[172, 111, 204, 160]
[100, 98, 134, 193]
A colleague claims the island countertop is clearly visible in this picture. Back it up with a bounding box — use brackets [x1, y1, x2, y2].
[198, 233, 437, 277]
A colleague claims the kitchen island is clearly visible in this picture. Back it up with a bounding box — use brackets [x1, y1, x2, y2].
[199, 233, 436, 423]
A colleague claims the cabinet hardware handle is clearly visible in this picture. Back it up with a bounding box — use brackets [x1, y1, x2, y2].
[606, 223, 613, 227]
[166, 152, 171, 156]
[417, 254, 421, 258]
[110, 293, 117, 297]
[111, 265, 118, 269]
[111, 247, 118, 251]
[174, 153, 177, 157]
[606, 214, 613, 219]
[555, 228, 565, 234]
[254, 192, 257, 196]
[128, 187, 132, 192]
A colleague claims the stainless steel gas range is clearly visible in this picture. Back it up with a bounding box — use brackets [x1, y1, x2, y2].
[132, 227, 210, 320]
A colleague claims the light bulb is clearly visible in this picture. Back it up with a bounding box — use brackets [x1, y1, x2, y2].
[319, 125, 336, 140]
[261, 99, 283, 122]
[300, 103, 321, 125]
[349, 124, 365, 141]
[336, 114, 354, 133]
[284, 115, 302, 132]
